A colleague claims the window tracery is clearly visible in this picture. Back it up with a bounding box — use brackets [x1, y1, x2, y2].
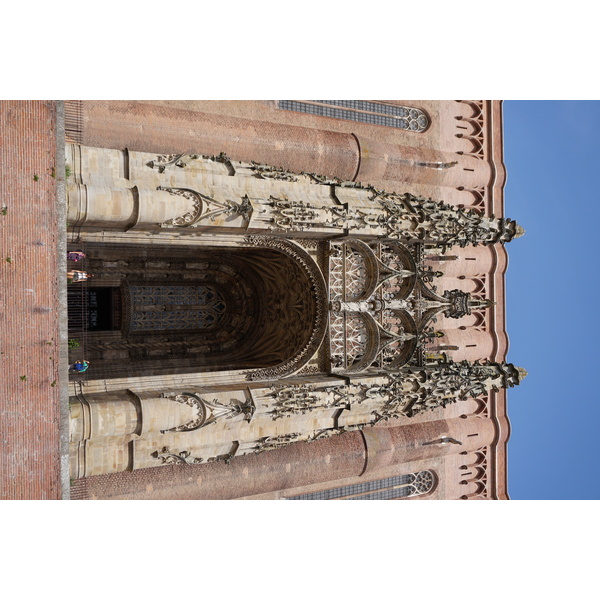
[287, 470, 436, 500]
[345, 314, 370, 368]
[345, 250, 369, 300]
[128, 285, 226, 331]
[379, 309, 418, 368]
[279, 100, 430, 132]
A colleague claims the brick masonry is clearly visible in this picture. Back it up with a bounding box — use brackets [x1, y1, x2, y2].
[0, 101, 63, 499]
[71, 429, 368, 500]
[71, 100, 361, 182]
[0, 100, 511, 500]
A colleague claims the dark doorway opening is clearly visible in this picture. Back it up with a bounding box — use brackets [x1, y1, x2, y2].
[68, 287, 121, 331]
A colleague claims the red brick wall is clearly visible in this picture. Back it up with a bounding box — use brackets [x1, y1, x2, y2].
[71, 431, 367, 500]
[0, 101, 62, 499]
[72, 101, 361, 182]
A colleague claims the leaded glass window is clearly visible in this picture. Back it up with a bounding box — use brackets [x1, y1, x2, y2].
[278, 100, 429, 132]
[129, 285, 226, 331]
[287, 470, 435, 500]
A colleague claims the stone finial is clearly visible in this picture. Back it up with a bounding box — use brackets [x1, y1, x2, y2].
[516, 366, 528, 382]
[514, 223, 526, 238]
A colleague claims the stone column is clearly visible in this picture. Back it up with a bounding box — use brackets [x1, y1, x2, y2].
[69, 391, 199, 478]
[66, 184, 196, 230]
[360, 417, 495, 476]
[71, 428, 368, 499]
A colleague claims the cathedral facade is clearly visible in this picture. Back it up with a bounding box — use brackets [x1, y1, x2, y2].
[65, 100, 523, 500]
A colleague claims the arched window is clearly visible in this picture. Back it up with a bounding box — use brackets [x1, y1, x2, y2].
[287, 470, 436, 500]
[278, 100, 429, 132]
[128, 284, 226, 331]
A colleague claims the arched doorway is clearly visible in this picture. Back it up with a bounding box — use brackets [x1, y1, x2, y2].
[69, 239, 327, 380]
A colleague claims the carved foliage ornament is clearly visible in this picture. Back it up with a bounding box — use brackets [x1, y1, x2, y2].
[251, 362, 525, 458]
[149, 151, 523, 247]
[151, 447, 204, 465]
[146, 153, 199, 173]
[375, 360, 525, 420]
[260, 360, 525, 436]
[159, 187, 252, 227]
[151, 442, 240, 466]
[247, 188, 522, 248]
[265, 384, 352, 420]
[250, 162, 299, 182]
[371, 193, 523, 248]
[251, 433, 302, 453]
[236, 163, 523, 247]
[160, 392, 254, 433]
[150, 361, 524, 466]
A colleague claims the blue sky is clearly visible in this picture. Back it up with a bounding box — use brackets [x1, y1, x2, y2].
[504, 101, 600, 500]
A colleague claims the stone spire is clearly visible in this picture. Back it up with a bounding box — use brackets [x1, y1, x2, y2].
[369, 193, 525, 248]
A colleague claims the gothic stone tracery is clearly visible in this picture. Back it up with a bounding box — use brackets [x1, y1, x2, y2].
[66, 141, 525, 489]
